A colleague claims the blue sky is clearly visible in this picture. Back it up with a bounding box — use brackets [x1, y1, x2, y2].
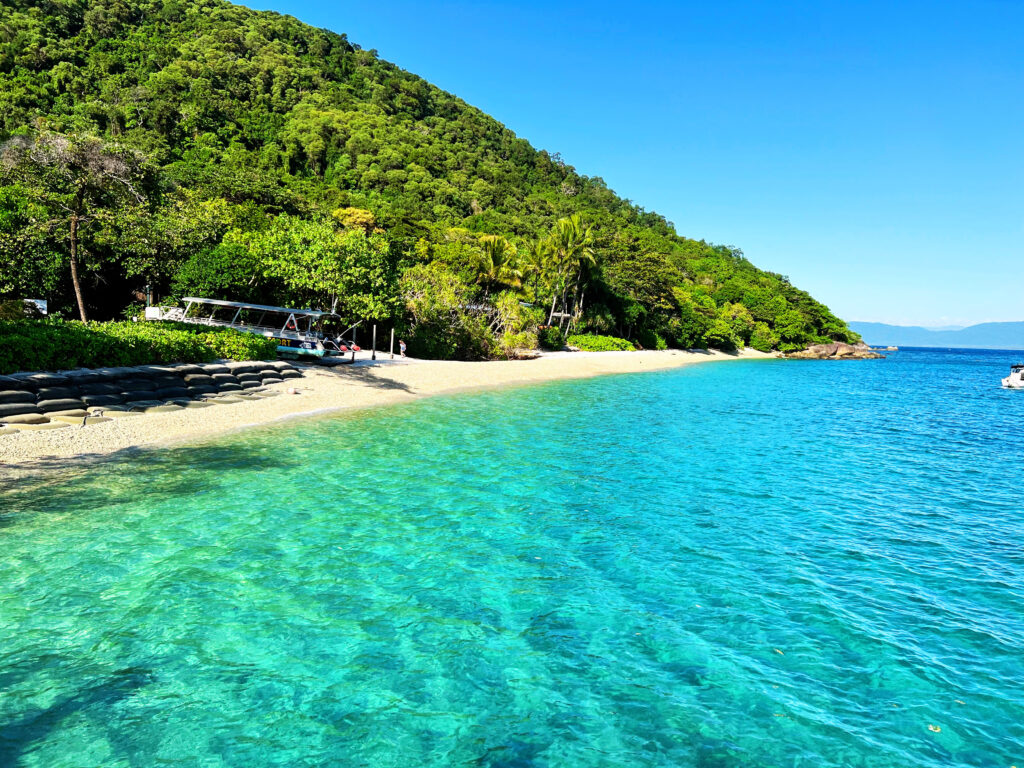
[247, 0, 1023, 326]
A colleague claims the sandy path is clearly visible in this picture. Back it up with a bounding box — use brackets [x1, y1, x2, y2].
[0, 349, 773, 475]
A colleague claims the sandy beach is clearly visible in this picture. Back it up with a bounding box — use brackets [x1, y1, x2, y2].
[0, 348, 772, 474]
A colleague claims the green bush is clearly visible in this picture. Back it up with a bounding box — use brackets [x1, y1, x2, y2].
[702, 319, 741, 351]
[0, 319, 278, 374]
[496, 331, 538, 359]
[749, 322, 779, 352]
[566, 334, 636, 352]
[537, 325, 565, 350]
[635, 329, 668, 350]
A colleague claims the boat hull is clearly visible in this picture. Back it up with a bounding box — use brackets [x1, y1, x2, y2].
[277, 340, 325, 357]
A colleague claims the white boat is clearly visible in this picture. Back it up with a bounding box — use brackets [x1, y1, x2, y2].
[145, 297, 353, 358]
[1001, 364, 1024, 389]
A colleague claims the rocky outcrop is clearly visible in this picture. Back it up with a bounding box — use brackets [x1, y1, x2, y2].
[786, 342, 884, 360]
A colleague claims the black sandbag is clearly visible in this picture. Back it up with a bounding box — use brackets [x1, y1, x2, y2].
[280, 370, 303, 379]
[170, 364, 205, 376]
[79, 381, 123, 395]
[37, 398, 87, 413]
[63, 370, 107, 384]
[121, 389, 158, 402]
[37, 386, 80, 401]
[81, 394, 125, 406]
[118, 378, 155, 391]
[201, 363, 231, 374]
[183, 373, 215, 386]
[215, 382, 242, 392]
[211, 373, 238, 383]
[260, 377, 284, 385]
[239, 381, 262, 389]
[152, 376, 187, 389]
[0, 390, 36, 404]
[156, 387, 190, 400]
[0, 402, 41, 418]
[187, 385, 218, 396]
[21, 373, 71, 388]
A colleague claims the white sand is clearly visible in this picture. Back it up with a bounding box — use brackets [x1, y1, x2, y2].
[0, 348, 773, 475]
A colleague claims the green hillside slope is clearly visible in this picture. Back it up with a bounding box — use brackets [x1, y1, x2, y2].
[0, 0, 857, 356]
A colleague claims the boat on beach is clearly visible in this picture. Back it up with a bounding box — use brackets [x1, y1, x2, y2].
[145, 297, 354, 358]
[1001, 364, 1024, 389]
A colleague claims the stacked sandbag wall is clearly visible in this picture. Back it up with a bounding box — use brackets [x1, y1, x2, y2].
[0, 360, 303, 432]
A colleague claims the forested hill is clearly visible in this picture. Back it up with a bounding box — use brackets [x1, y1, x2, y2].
[0, 0, 858, 357]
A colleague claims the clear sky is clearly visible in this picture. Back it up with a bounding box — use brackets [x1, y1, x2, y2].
[246, 0, 1023, 327]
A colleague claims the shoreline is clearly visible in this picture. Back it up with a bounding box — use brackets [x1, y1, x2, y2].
[0, 348, 774, 478]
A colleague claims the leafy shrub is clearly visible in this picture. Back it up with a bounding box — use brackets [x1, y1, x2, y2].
[566, 334, 636, 352]
[0, 319, 277, 374]
[495, 331, 538, 359]
[635, 328, 668, 350]
[749, 322, 779, 352]
[702, 319, 741, 351]
[400, 262, 492, 360]
[537, 325, 565, 350]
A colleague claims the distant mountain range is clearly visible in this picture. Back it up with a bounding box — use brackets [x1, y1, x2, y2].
[849, 321, 1024, 350]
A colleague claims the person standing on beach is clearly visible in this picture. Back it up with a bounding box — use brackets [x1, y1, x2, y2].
[399, 339, 407, 357]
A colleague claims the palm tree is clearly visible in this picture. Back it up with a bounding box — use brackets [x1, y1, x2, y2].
[474, 235, 521, 298]
[547, 214, 595, 330]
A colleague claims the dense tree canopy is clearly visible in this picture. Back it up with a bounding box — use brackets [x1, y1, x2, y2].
[0, 0, 858, 355]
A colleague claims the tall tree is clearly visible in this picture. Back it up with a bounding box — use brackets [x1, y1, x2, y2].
[546, 214, 596, 329]
[474, 235, 521, 298]
[0, 132, 152, 321]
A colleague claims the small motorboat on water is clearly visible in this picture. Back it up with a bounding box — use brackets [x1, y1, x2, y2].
[1001, 364, 1024, 389]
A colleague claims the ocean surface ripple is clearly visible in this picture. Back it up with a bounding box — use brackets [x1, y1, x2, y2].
[1, 348, 1022, 767]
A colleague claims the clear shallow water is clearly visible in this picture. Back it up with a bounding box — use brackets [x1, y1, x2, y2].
[1, 348, 1023, 767]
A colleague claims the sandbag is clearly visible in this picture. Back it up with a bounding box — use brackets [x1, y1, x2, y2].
[79, 382, 123, 395]
[120, 389, 158, 402]
[156, 387, 190, 400]
[37, 386, 81, 401]
[81, 394, 125, 406]
[118, 378, 155, 391]
[1, 412, 49, 425]
[152, 376, 187, 389]
[0, 402, 42, 418]
[0, 390, 36, 404]
[21, 373, 71, 388]
[37, 398, 87, 413]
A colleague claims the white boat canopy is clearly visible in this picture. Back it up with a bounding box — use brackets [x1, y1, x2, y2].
[180, 297, 332, 317]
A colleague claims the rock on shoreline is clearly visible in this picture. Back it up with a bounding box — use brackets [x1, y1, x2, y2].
[786, 342, 884, 360]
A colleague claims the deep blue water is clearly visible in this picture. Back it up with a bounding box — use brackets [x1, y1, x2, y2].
[1, 348, 1022, 767]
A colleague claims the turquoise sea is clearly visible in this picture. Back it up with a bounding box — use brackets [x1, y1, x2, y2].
[1, 348, 1022, 767]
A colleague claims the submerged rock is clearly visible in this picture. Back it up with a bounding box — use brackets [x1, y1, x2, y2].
[786, 342, 884, 360]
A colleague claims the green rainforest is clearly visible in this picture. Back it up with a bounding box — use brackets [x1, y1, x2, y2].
[0, 0, 859, 358]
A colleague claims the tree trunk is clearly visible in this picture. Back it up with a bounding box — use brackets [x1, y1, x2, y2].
[69, 214, 88, 322]
[547, 293, 558, 325]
